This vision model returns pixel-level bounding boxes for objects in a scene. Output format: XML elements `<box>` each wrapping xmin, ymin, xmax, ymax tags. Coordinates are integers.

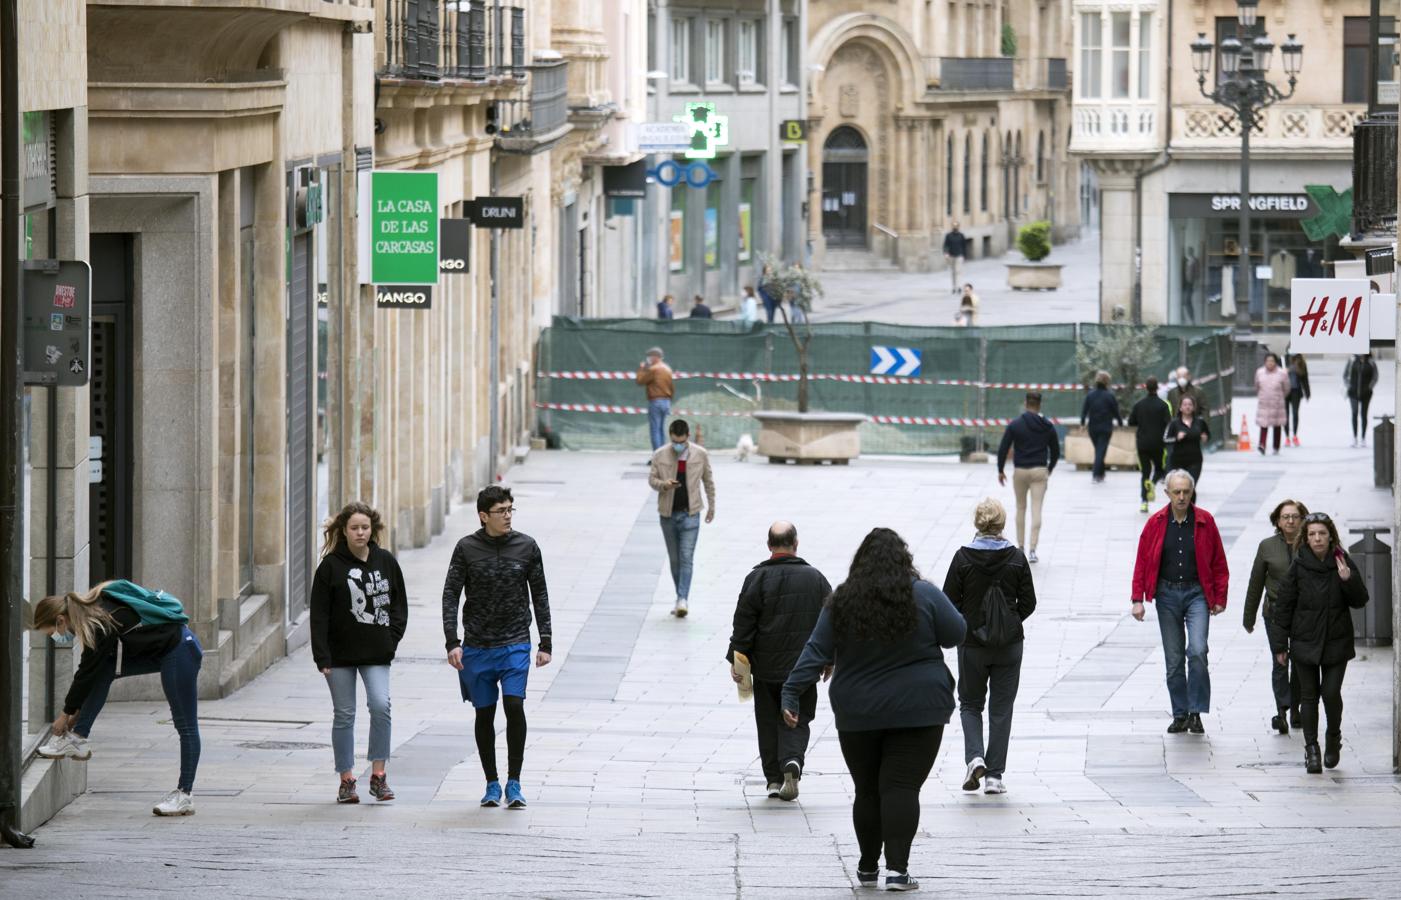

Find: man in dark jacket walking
<box><xmin>943</xmin><ymin>222</ymin><xmax>969</xmax><ymax>295</ymax></box>
<box><xmin>1128</xmin><ymin>377</ymin><xmax>1172</xmax><ymax>513</ymax></box>
<box><xmin>727</xmin><ymin>521</ymin><xmax>831</xmax><ymax>801</ymax></box>
<box><xmin>1080</xmin><ymin>370</ymin><xmax>1123</xmax><ymax>484</ymax></box>
<box><xmin>996</xmin><ymin>392</ymin><xmax>1060</xmax><ymax>563</ymax></box>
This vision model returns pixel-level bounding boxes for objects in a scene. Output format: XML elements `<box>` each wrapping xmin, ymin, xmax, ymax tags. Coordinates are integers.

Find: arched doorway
<box><xmin>822</xmin><ymin>126</ymin><xmax>868</xmax><ymax>248</ymax></box>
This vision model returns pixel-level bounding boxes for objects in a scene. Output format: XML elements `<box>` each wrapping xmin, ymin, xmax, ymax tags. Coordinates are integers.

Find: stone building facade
<box><xmin>807</xmin><ymin>1</ymin><xmax>1082</xmax><ymax>273</ymax></box>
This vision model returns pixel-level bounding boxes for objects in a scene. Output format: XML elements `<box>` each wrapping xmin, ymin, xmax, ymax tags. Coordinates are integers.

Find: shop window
<box><xmin>669</xmin><ymin>180</ymin><xmax>686</xmax><ymax>273</ymax></box>
<box><xmin>705</xmin><ymin>18</ymin><xmax>726</xmax><ymax>85</ymax></box>
<box><xmin>1080</xmin><ymin>12</ymin><xmax>1102</xmax><ymax>99</ymax></box>
<box><xmin>739</xmin><ymin>178</ymin><xmax>755</xmax><ymax>263</ymax></box>
<box><xmin>671</xmin><ymin>17</ymin><xmax>692</xmax><ymax>85</ymax></box>
<box><xmin>1344</xmin><ymin>16</ymin><xmax>1396</xmax><ymax>104</ymax></box>
<box><xmin>704</xmin><ymin>180</ymin><xmax>721</xmax><ymax>270</ymax></box>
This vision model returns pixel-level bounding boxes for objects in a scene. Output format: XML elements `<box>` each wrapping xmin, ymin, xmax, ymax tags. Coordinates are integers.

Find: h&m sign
<box><xmin>1289</xmin><ymin>278</ymin><xmax>1368</xmax><ymax>354</ymax></box>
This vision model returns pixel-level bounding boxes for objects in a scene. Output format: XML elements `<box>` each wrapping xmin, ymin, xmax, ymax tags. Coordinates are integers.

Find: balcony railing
<box><xmin>496</xmin><ymin>60</ymin><xmax>572</xmax><ymax>154</ymax></box>
<box><xmin>381</xmin><ymin>0</ymin><xmax>525</xmax><ymax>82</ymax></box>
<box><xmin>1070</xmin><ymin>101</ymin><xmax>1159</xmax><ymax>153</ymax></box>
<box><xmin>1173</xmin><ymin>103</ymin><xmax>1366</xmax><ymax>148</ymax></box>
<box><xmin>934</xmin><ymin>57</ymin><xmax>1014</xmax><ymax>91</ymax></box>
<box><xmin>1353</xmin><ymin>115</ymin><xmax>1398</xmax><ymax>236</ymax></box>
<box><xmin>1044</xmin><ymin>58</ymin><xmax>1068</xmax><ymax>91</ymax></box>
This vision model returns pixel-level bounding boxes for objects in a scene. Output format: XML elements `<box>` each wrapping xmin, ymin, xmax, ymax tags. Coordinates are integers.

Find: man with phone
<box><xmin>648</xmin><ymin>419</ymin><xmax>716</xmax><ymax>618</ymax></box>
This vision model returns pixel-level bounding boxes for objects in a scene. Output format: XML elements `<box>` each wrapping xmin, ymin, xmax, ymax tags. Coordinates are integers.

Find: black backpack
<box><xmin>972</xmin><ymin>580</ymin><xmax>1022</xmax><ymax>648</ymax></box>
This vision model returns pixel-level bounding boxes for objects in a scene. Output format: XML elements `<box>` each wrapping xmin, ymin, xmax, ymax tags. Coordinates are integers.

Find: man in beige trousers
<box><xmin>648</xmin><ymin>419</ymin><xmax>716</xmax><ymax>617</ymax></box>
<box><xmin>995</xmin><ymin>392</ymin><xmax>1060</xmax><ymax>564</ymax></box>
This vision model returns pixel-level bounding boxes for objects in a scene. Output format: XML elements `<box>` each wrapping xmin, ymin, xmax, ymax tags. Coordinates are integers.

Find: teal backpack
<box><xmin>101</xmin><ymin>579</ymin><xmax>189</xmax><ymax>626</ymax></box>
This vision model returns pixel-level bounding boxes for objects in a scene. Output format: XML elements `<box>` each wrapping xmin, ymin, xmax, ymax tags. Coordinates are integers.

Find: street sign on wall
<box><xmin>870</xmin><ymin>346</ymin><xmax>922</xmax><ymax>377</ymax></box>
<box><xmin>634</xmin><ymin>122</ymin><xmax>692</xmax><ymax>153</ymax></box>
<box><xmin>1290</xmin><ymin>278</ymin><xmax>1370</xmax><ymax>354</ymax></box>
<box><xmin>368</xmin><ymin>170</ymin><xmax>439</xmax><ymax>285</ymax></box>
<box><xmin>22</xmin><ymin>259</ymin><xmax>91</xmax><ymax>386</ymax></box>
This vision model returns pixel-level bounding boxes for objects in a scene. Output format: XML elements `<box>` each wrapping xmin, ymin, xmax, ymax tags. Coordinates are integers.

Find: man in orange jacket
<box><xmin>1130</xmin><ymin>469</ymin><xmax>1229</xmax><ymax>735</ymax></box>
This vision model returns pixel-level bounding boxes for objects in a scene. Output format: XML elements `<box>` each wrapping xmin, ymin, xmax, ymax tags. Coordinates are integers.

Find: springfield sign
<box><xmin>362</xmin><ymin>171</ymin><xmax>439</xmax><ymax>285</ymax></box>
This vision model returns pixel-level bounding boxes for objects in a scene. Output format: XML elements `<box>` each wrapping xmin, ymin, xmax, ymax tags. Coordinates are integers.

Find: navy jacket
<box><xmin>782</xmin><ymin>580</ymin><xmax>966</xmax><ymax>731</ymax></box>
<box><xmin>997</xmin><ymin>410</ymin><xmax>1061</xmax><ymax>474</ymax></box>
<box><xmin>1080</xmin><ymin>387</ymin><xmax>1123</xmax><ymax>433</ymax></box>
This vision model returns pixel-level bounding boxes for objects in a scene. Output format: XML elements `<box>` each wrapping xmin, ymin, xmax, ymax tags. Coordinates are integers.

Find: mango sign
<box><xmin>1289</xmin><ymin>278</ymin><xmax>1370</xmax><ymax>354</ymax></box>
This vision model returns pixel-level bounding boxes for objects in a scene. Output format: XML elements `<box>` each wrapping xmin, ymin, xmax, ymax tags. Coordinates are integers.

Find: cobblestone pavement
<box><xmin>4</xmin><ymin>356</ymin><xmax>1400</xmax><ymax>898</ymax></box>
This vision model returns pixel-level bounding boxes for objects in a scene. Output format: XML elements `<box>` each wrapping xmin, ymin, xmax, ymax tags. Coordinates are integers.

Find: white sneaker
<box><xmin>984</xmin><ymin>776</ymin><xmax>1007</xmax><ymax>794</ymax></box>
<box><xmin>1028</xmin><ymin>549</ymin><xmax>1039</xmax><ymax>564</ymax></box>
<box><xmin>153</xmin><ymin>789</ymin><xmax>195</xmax><ymax>817</ymax></box>
<box><xmin>37</xmin><ymin>732</ymin><xmax>91</xmax><ymax>760</ymax></box>
<box><xmin>961</xmin><ymin>757</ymin><xmax>986</xmax><ymax>791</ymax></box>
<box><xmin>672</xmin><ymin>597</ymin><xmax>689</xmax><ymax>618</ymax></box>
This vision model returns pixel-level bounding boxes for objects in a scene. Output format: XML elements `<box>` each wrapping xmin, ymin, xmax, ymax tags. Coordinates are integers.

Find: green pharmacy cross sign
<box><xmin>673</xmin><ymin>102</ymin><xmax>729</xmax><ymax>159</ymax></box>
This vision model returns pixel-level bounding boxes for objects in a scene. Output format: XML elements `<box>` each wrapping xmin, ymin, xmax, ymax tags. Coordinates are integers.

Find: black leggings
<box><xmin>1350</xmin><ymin>396</ymin><xmax>1373</xmax><ymax>439</ymax></box>
<box><xmin>475</xmin><ymin>696</ymin><xmax>527</xmax><ymax>782</ymax></box>
<box><xmin>1285</xmin><ymin>395</ymin><xmax>1302</xmax><ymax>437</ymax></box>
<box><xmin>1137</xmin><ymin>444</ymin><xmax>1166</xmax><ymax>502</ymax></box>
<box><xmin>837</xmin><ymin>725</ymin><xmax>944</xmax><ymax>874</ymax></box>
<box><xmin>1295</xmin><ymin>660</ymin><xmax>1347</xmax><ymax>745</ymax></box>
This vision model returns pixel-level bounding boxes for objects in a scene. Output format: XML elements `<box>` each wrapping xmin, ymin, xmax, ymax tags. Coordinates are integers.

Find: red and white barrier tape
<box><xmin>536</xmin><ymin>402</ymin><xmax>1071</xmax><ymax>428</ymax></box>
<box><xmin>539</xmin><ymin>369</ymin><xmax>1239</xmax><ymax>392</ymax></box>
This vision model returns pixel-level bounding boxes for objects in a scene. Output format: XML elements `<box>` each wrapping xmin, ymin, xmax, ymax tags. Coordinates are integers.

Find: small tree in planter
<box><xmin>758</xmin><ymin>253</ymin><xmax>824</xmax><ymax>413</ymax></box>
<box><xmin>1007</xmin><ymin>220</ymin><xmax>1062</xmax><ymax>290</ymax></box>
<box><xmin>1075</xmin><ymin>323</ymin><xmax>1161</xmax><ymax>416</ymax></box>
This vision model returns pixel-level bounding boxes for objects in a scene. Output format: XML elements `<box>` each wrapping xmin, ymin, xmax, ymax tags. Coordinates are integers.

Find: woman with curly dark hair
<box><xmin>782</xmin><ymin>528</ymin><xmax>966</xmax><ymax>892</ymax></box>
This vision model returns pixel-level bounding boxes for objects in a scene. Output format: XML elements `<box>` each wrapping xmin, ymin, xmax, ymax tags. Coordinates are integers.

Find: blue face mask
<box><xmin>671</xmin><ymin>441</ymin><xmax>687</xmax><ymax>454</ymax></box>
<box><xmin>50</xmin><ymin>631</ymin><xmax>75</xmax><ymax>648</ymax></box>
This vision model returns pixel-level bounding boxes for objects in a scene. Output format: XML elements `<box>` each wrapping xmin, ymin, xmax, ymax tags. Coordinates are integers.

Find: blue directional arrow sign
<box><xmin>870</xmin><ymin>346</ymin><xmax>922</xmax><ymax>377</ymax></box>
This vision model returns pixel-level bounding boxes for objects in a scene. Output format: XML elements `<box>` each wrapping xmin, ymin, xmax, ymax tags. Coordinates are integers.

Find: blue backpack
<box><xmin>101</xmin><ymin>579</ymin><xmax>189</xmax><ymax>626</ymax></box>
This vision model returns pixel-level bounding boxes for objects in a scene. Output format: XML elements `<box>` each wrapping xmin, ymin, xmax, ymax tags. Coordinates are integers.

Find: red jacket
<box><xmin>1131</xmin><ymin>505</ymin><xmax>1229</xmax><ymax>608</ymax></box>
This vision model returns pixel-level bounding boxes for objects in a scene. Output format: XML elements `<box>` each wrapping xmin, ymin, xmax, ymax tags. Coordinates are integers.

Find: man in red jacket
<box><xmin>1130</xmin><ymin>470</ymin><xmax>1229</xmax><ymax>735</ymax></box>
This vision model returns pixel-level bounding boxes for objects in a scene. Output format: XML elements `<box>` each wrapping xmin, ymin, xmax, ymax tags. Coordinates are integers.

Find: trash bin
<box><xmin>1374</xmin><ymin>416</ymin><xmax>1394</xmax><ymax>488</ymax></box>
<box><xmin>1348</xmin><ymin>527</ymin><xmax>1393</xmax><ymax>646</ymax></box>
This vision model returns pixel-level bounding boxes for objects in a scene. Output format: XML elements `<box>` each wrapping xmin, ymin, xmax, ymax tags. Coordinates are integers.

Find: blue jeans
<box><xmin>647</xmin><ymin>398</ymin><xmax>672</xmax><ymax>450</ymax></box>
<box><xmin>326</xmin><ymin>664</ymin><xmax>392</xmax><ymax>774</ymax></box>
<box><xmin>1155</xmin><ymin>582</ymin><xmax>1211</xmax><ymax>717</ymax></box>
<box><xmin>660</xmin><ymin>511</ymin><xmax>701</xmax><ymax>599</ymax></box>
<box><xmin>1090</xmin><ymin>429</ymin><xmax>1112</xmax><ymax>481</ymax></box>
<box><xmin>73</xmin><ymin>626</ymin><xmax>203</xmax><ymax>793</ymax></box>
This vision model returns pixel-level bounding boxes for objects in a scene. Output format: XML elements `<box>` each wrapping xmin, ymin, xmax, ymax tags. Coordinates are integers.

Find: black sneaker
<box><xmin>856</xmin><ymin>870</ymin><xmax>879</xmax><ymax>889</ymax></box>
<box><xmin>885</xmin><ymin>872</ymin><xmax>919</xmax><ymax>892</ymax></box>
<box><xmin>1271</xmin><ymin>712</ymin><xmax>1289</xmax><ymax>736</ymax></box>
<box><xmin>1187</xmin><ymin>713</ymin><xmax>1205</xmax><ymax>734</ymax></box>
<box><xmin>1166</xmin><ymin>717</ymin><xmax>1189</xmax><ymax>734</ymax></box>
<box><xmin>337</xmin><ymin>778</ymin><xmax>360</xmax><ymax>804</ymax></box>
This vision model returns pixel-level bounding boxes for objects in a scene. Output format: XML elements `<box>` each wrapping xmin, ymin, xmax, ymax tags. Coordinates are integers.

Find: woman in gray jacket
<box><xmin>783</xmin><ymin>528</ymin><xmax>966</xmax><ymax>892</ymax></box>
<box><xmin>1242</xmin><ymin>499</ymin><xmax>1309</xmax><ymax>735</ymax></box>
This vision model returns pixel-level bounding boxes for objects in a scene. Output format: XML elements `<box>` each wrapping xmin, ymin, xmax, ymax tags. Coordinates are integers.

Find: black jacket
<box><xmin>310</xmin><ymin>541</ymin><xmax>409</xmax><ymax>669</ymax></box>
<box><xmin>997</xmin><ymin>410</ymin><xmax>1061</xmax><ymax>474</ymax></box>
<box><xmin>65</xmin><ymin>595</ymin><xmax>184</xmax><ymax>715</ymax></box>
<box><xmin>1344</xmin><ymin>356</ymin><xmax>1378</xmax><ymax>399</ymax></box>
<box><xmin>726</xmin><ymin>555</ymin><xmax>831</xmax><ymax>682</ymax></box>
<box><xmin>942</xmin><ymin>544</ymin><xmax>1037</xmax><ymax>649</ymax></box>
<box><xmin>1080</xmin><ymin>387</ymin><xmax>1123</xmax><ymax>433</ymax></box>
<box><xmin>1165</xmin><ymin>416</ymin><xmax>1210</xmax><ymax>468</ymax></box>
<box><xmin>943</xmin><ymin>230</ymin><xmax>968</xmax><ymax>257</ymax></box>
<box><xmin>441</xmin><ymin>528</ymin><xmax>552</xmax><ymax>653</ymax></box>
<box><xmin>1273</xmin><ymin>546</ymin><xmax>1369</xmax><ymax>666</ymax></box>
<box><xmin>1128</xmin><ymin>393</ymin><xmax>1172</xmax><ymax>448</ymax></box>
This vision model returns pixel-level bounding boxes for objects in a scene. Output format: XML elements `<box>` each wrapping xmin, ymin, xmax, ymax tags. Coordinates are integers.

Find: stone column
<box><xmin>252</xmin><ymin>159</ymin><xmax>288</xmax><ymax>614</ymax></box>
<box><xmin>1089</xmin><ymin>160</ymin><xmax>1143</xmax><ymax>322</ymax></box>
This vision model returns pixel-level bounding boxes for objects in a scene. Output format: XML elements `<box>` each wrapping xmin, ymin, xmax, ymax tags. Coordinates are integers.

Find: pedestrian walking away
<box><xmin>1130</xmin><ymin>470</ymin><xmax>1230</xmax><ymax>735</ymax></box>
<box><xmin>1080</xmin><ymin>370</ymin><xmax>1124</xmax><ymax>483</ymax></box>
<box><xmin>1242</xmin><ymin>499</ymin><xmax>1309</xmax><ymax>735</ymax></box>
<box><xmin>656</xmin><ymin>293</ymin><xmax>675</xmax><ymax>320</ymax></box>
<box><xmin>738</xmin><ymin>285</ymin><xmax>759</xmax><ymax>326</ymax></box>
<box><xmin>1163</xmin><ymin>394</ymin><xmax>1210</xmax><ymax>488</ymax></box>
<box><xmin>1272</xmin><ymin>512</ymin><xmax>1369</xmax><ymax>773</ymax></box>
<box><xmin>1128</xmin><ymin>377</ymin><xmax>1172</xmax><ymax>513</ymax></box>
<box><xmin>758</xmin><ymin>265</ymin><xmax>780</xmax><ymax>323</ymax></box>
<box><xmin>996</xmin><ymin>391</ymin><xmax>1061</xmax><ymax>563</ymax></box>
<box><xmin>33</xmin><ymin>580</ymin><xmax>203</xmax><ymax>817</ymax></box>
<box><xmin>689</xmin><ymin>294</ymin><xmax>713</xmax><ymax>319</ymax></box>
<box><xmin>942</xmin><ymin>499</ymin><xmax>1037</xmax><ymax>796</ymax></box>
<box><xmin>726</xmin><ymin>521</ymin><xmax>832</xmax><ymax>802</ymax></box>
<box><xmin>1344</xmin><ymin>353</ymin><xmax>1379</xmax><ymax>447</ymax></box>
<box><xmin>649</xmin><ymin>419</ymin><xmax>716</xmax><ymax>617</ymax></box>
<box><xmin>441</xmin><ymin>486</ymin><xmax>553</xmax><ymax>810</ymax></box>
<box><xmin>1284</xmin><ymin>354</ymin><xmax>1310</xmax><ymax>445</ymax></box>
<box><xmin>310</xmin><ymin>502</ymin><xmax>409</xmax><ymax>805</ymax></box>
<box><xmin>1167</xmin><ymin>366</ymin><xmax>1210</xmax><ymax>432</ymax></box>
<box><xmin>636</xmin><ymin>346</ymin><xmax>675</xmax><ymax>451</ymax></box>
<box><xmin>782</xmin><ymin>528</ymin><xmax>966</xmax><ymax>892</ymax></box>
<box><xmin>943</xmin><ymin>222</ymin><xmax>968</xmax><ymax>295</ymax></box>
<box><xmin>958</xmin><ymin>283</ymin><xmax>980</xmax><ymax>326</ymax></box>
<box><xmin>1254</xmin><ymin>353</ymin><xmax>1290</xmax><ymax>455</ymax></box>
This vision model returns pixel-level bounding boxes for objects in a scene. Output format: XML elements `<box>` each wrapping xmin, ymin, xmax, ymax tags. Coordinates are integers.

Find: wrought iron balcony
<box><xmin>496</xmin><ymin>60</ymin><xmax>573</xmax><ymax>155</ymax></box>
<box><xmin>381</xmin><ymin>0</ymin><xmax>525</xmax><ymax>83</ymax></box>
<box><xmin>1353</xmin><ymin>114</ymin><xmax>1398</xmax><ymax>236</ymax></box>
<box><xmin>934</xmin><ymin>57</ymin><xmax>1014</xmax><ymax>91</ymax></box>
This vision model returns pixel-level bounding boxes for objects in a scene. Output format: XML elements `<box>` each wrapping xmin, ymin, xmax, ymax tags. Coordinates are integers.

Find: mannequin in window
<box><xmin>1181</xmin><ymin>248</ymin><xmax>1199</xmax><ymax>323</ymax></box>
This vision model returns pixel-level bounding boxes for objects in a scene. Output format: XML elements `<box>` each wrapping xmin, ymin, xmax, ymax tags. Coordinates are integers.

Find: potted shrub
<box><xmin>1006</xmin><ymin>220</ymin><xmax>1063</xmax><ymax>290</ymax></box>
<box><xmin>752</xmin><ymin>254</ymin><xmax>865</xmax><ymax>464</ymax></box>
<box><xmin>1064</xmin><ymin>324</ymin><xmax>1160</xmax><ymax>469</ymax></box>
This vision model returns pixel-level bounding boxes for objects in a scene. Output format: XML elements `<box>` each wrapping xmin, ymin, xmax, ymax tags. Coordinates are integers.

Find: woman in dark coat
<box><xmin>1163</xmin><ymin>394</ymin><xmax>1210</xmax><ymax>486</ymax></box>
<box><xmin>1272</xmin><ymin>512</ymin><xmax>1369</xmax><ymax>773</ymax></box>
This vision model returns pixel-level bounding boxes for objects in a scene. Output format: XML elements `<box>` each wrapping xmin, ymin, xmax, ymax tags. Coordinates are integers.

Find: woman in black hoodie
<box><xmin>311</xmin><ymin>502</ymin><xmax>409</xmax><ymax>804</ymax></box>
<box><xmin>1272</xmin><ymin>512</ymin><xmax>1369</xmax><ymax>773</ymax></box>
<box><xmin>942</xmin><ymin>498</ymin><xmax>1037</xmax><ymax>796</ymax></box>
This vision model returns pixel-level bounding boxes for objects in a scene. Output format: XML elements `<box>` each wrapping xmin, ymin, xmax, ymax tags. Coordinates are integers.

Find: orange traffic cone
<box><xmin>1237</xmin><ymin>414</ymin><xmax>1252</xmax><ymax>452</ymax></box>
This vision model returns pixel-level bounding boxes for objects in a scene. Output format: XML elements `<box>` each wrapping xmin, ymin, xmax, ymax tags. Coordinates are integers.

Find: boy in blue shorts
<box><xmin>442</xmin><ymin>486</ymin><xmax>553</xmax><ymax>808</ymax></box>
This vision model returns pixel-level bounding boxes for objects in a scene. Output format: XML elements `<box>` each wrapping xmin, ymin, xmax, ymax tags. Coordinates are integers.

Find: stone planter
<box><xmin>1006</xmin><ymin>261</ymin><xmax>1063</xmax><ymax>291</ymax></box>
<box><xmin>754</xmin><ymin>410</ymin><xmax>865</xmax><ymax>464</ymax></box>
<box><xmin>1064</xmin><ymin>425</ymin><xmax>1138</xmax><ymax>470</ymax></box>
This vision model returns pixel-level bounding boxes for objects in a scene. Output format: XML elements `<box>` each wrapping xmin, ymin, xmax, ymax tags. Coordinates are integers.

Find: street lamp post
<box><xmin>1189</xmin><ymin>1</ymin><xmax>1303</xmax><ymax>385</ymax></box>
